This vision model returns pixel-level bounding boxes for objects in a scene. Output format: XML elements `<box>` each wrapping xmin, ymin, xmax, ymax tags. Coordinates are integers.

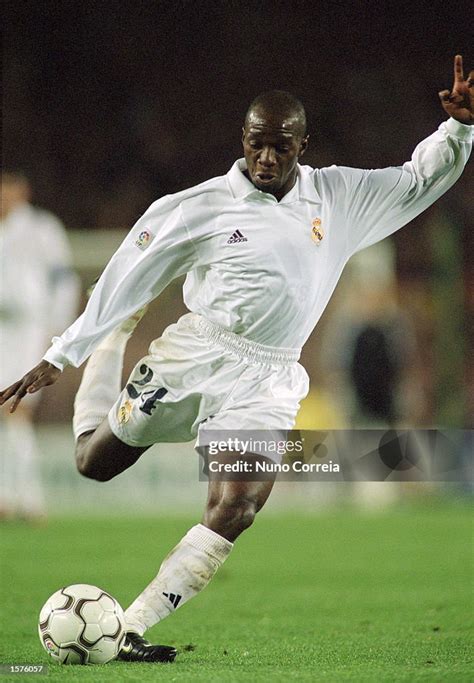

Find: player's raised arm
<box><xmin>439</xmin><ymin>55</ymin><xmax>474</xmax><ymax>125</ymax></box>
<box><xmin>0</xmin><ymin>360</ymin><xmax>61</xmax><ymax>413</ymax></box>
<box><xmin>340</xmin><ymin>55</ymin><xmax>473</xmax><ymax>255</ymax></box>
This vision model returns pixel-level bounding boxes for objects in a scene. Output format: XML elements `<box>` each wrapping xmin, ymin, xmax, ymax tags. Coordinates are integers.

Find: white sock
<box><xmin>124</xmin><ymin>524</ymin><xmax>233</xmax><ymax>635</ymax></box>
<box><xmin>72</xmin><ymin>328</ymin><xmax>130</xmax><ymax>440</ymax></box>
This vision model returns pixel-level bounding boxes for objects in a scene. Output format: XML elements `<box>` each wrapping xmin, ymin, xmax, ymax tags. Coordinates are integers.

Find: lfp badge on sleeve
<box><xmin>135</xmin><ymin>229</ymin><xmax>152</xmax><ymax>250</ymax></box>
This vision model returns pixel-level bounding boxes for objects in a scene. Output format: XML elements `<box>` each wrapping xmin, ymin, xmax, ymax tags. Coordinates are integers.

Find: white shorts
<box><xmin>108</xmin><ymin>313</ymin><xmax>309</xmax><ymax>459</ymax></box>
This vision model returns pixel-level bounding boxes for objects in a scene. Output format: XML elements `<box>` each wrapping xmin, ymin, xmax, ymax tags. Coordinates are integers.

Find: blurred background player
<box><xmin>0</xmin><ymin>171</ymin><xmax>80</xmax><ymax>521</ymax></box>
<box><xmin>319</xmin><ymin>240</ymin><xmax>421</xmax><ymax>505</ymax></box>
<box><xmin>321</xmin><ymin>240</ymin><xmax>421</xmax><ymax>428</ymax></box>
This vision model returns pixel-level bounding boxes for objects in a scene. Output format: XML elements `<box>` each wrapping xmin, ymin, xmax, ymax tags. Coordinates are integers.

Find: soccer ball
<box><xmin>38</xmin><ymin>584</ymin><xmax>126</xmax><ymax>665</ymax></box>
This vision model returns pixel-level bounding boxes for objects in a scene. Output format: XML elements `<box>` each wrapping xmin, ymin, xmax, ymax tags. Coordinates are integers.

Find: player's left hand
<box><xmin>439</xmin><ymin>55</ymin><xmax>474</xmax><ymax>125</ymax></box>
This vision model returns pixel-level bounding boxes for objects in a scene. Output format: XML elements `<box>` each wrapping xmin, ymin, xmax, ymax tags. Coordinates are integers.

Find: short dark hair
<box><xmin>245</xmin><ymin>90</ymin><xmax>307</xmax><ymax>136</ymax></box>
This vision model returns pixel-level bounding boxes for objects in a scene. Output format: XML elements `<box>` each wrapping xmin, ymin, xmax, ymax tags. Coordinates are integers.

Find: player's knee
<box><xmin>76</xmin><ymin>455</ymin><xmax>103</xmax><ymax>481</ymax></box>
<box><xmin>75</xmin><ymin>445</ymin><xmax>112</xmax><ymax>482</ymax></box>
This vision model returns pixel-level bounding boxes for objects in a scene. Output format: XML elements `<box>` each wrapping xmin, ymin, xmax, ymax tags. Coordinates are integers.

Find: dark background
<box><xmin>3</xmin><ymin>0</ymin><xmax>473</xmax><ymax>229</ymax></box>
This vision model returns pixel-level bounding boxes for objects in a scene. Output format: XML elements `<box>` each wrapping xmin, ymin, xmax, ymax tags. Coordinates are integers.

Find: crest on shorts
<box><xmin>311</xmin><ymin>218</ymin><xmax>324</xmax><ymax>245</ymax></box>
<box><xmin>135</xmin><ymin>229</ymin><xmax>152</xmax><ymax>250</ymax></box>
<box><xmin>118</xmin><ymin>399</ymin><xmax>133</xmax><ymax>424</ymax></box>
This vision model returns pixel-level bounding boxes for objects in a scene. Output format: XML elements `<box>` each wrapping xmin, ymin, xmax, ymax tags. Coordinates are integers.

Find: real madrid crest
<box><xmin>118</xmin><ymin>399</ymin><xmax>133</xmax><ymax>424</ymax></box>
<box><xmin>311</xmin><ymin>218</ymin><xmax>324</xmax><ymax>245</ymax></box>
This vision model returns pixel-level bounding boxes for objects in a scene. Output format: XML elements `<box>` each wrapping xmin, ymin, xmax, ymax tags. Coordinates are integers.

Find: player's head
<box><xmin>0</xmin><ymin>171</ymin><xmax>31</xmax><ymax>219</ymax></box>
<box><xmin>242</xmin><ymin>90</ymin><xmax>308</xmax><ymax>200</ymax></box>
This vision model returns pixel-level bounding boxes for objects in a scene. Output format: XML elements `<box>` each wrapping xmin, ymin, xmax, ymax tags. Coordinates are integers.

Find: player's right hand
<box><xmin>0</xmin><ymin>360</ymin><xmax>61</xmax><ymax>413</ymax></box>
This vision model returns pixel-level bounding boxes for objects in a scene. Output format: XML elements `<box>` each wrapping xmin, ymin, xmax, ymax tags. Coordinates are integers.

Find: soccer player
<box><xmin>0</xmin><ymin>172</ymin><xmax>80</xmax><ymax>521</ymax></box>
<box><xmin>1</xmin><ymin>56</ymin><xmax>472</xmax><ymax>662</ymax></box>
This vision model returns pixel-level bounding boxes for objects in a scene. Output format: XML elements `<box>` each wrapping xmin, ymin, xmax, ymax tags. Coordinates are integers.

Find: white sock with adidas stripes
<box><xmin>124</xmin><ymin>524</ymin><xmax>233</xmax><ymax>635</ymax></box>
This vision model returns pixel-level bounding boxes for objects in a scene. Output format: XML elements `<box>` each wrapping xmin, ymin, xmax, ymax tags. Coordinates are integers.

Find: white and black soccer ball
<box><xmin>38</xmin><ymin>584</ymin><xmax>126</xmax><ymax>665</ymax></box>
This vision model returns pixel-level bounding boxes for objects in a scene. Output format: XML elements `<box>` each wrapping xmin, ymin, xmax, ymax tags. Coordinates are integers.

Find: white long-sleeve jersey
<box><xmin>44</xmin><ymin>117</ymin><xmax>472</xmax><ymax>371</ymax></box>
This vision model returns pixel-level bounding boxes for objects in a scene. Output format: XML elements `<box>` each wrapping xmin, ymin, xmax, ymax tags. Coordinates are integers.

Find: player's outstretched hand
<box><xmin>439</xmin><ymin>55</ymin><xmax>474</xmax><ymax>125</ymax></box>
<box><xmin>0</xmin><ymin>360</ymin><xmax>61</xmax><ymax>413</ymax></box>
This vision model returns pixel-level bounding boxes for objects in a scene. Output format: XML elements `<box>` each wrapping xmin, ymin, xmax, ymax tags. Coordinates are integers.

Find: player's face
<box><xmin>242</xmin><ymin>110</ymin><xmax>308</xmax><ymax>201</ymax></box>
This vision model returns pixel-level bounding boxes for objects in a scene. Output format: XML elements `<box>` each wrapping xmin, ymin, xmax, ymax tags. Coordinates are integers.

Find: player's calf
<box><xmin>203</xmin><ymin>489</ymin><xmax>258</xmax><ymax>541</ymax></box>
<box><xmin>202</xmin><ymin>452</ymin><xmax>276</xmax><ymax>542</ymax></box>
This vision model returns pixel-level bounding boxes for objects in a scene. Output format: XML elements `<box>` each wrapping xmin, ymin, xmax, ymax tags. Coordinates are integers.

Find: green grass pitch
<box><xmin>1</xmin><ymin>502</ymin><xmax>473</xmax><ymax>682</ymax></box>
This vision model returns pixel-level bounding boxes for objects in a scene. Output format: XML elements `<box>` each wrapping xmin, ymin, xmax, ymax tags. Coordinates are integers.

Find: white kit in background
<box><xmin>0</xmin><ymin>201</ymin><xmax>80</xmax><ymax>518</ymax></box>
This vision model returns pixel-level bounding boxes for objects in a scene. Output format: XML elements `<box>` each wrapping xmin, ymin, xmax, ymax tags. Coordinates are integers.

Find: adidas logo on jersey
<box><xmin>227</xmin><ymin>229</ymin><xmax>248</xmax><ymax>244</ymax></box>
<box><xmin>162</xmin><ymin>592</ymin><xmax>182</xmax><ymax>608</ymax></box>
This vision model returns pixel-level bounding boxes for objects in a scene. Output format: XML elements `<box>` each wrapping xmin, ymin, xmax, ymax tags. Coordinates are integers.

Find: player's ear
<box><xmin>241</xmin><ymin>127</ymin><xmax>246</xmax><ymax>144</ymax></box>
<box><xmin>298</xmin><ymin>136</ymin><xmax>309</xmax><ymax>157</ymax></box>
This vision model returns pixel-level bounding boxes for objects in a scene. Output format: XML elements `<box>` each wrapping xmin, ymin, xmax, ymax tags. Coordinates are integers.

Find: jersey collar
<box><xmin>226</xmin><ymin>158</ymin><xmax>321</xmax><ymax>204</ymax></box>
